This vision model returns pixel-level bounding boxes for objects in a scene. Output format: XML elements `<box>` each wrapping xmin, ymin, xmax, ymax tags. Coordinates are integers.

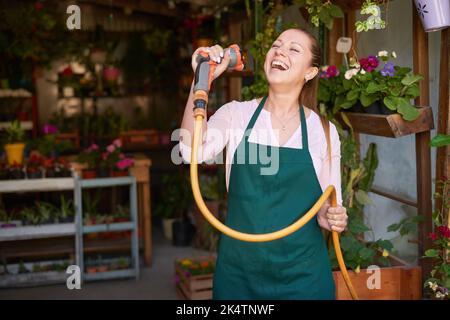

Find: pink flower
<box><xmin>428</xmin><ymin>232</ymin><xmax>439</xmax><ymax>241</ymax></box>
<box><xmin>360</xmin><ymin>55</ymin><xmax>379</xmax><ymax>72</ymax></box>
<box><xmin>107</xmin><ymin>144</ymin><xmax>115</xmax><ymax>153</ymax></box>
<box><xmin>437</xmin><ymin>226</ymin><xmax>450</xmax><ymax>239</ymax></box>
<box><xmin>116</xmin><ymin>158</ymin><xmax>134</xmax><ymax>170</ymax></box>
<box><xmin>42</xmin><ymin>124</ymin><xmax>58</xmax><ymax>135</ymax></box>
<box><xmin>101</xmin><ymin>152</ymin><xmax>109</xmax><ymax>160</ymax></box>
<box><xmin>326</xmin><ymin>65</ymin><xmax>339</xmax><ymax>77</ymax></box>
<box><xmin>86</xmin><ymin>143</ymin><xmax>99</xmax><ymax>153</ymax></box>
<box><xmin>113</xmin><ymin>139</ymin><xmax>122</xmax><ymax>148</ymax></box>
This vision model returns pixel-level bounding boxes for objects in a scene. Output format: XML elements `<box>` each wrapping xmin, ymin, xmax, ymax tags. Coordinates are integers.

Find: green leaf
<box><xmin>387</xmin><ymin>223</ymin><xmax>400</xmax><ymax>232</ymax></box>
<box><xmin>347</xmin><ymin>89</ymin><xmax>360</xmax><ymax>101</ymax></box>
<box><xmin>401</xmin><ymin>74</ymin><xmax>423</xmax><ymax>86</ymax></box>
<box><xmin>328</xmin><ymin>4</ymin><xmax>344</xmax><ymax>18</ymax></box>
<box><xmin>383</xmin><ymin>96</ymin><xmax>398</xmax><ymax>111</ymax></box>
<box><xmin>348</xmin><ymin>219</ymin><xmax>370</xmax><ymax>233</ymax></box>
<box><xmin>396</xmin><ymin>98</ymin><xmax>420</xmax><ymax>121</ymax></box>
<box><xmin>360</xmin><ymin>92</ymin><xmax>379</xmax><ymax>107</ymax></box>
<box><xmin>366</xmin><ymin>82</ymin><xmax>383</xmax><ymax>94</ymax></box>
<box><xmin>405</xmin><ymin>85</ymin><xmax>420</xmax><ymax>98</ymax></box>
<box><xmin>430</xmin><ymin>134</ymin><xmax>450</xmax><ymax>147</ymax></box>
<box><xmin>355</xmin><ymin>190</ymin><xmax>373</xmax><ymax>205</ymax></box>
<box><xmin>424</xmin><ymin>249</ymin><xmax>439</xmax><ymax>258</ymax></box>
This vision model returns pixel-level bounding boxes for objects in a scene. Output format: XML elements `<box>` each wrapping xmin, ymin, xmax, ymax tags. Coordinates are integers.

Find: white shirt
<box><xmin>179</xmin><ymin>99</ymin><xmax>343</xmax><ymax>206</ymax></box>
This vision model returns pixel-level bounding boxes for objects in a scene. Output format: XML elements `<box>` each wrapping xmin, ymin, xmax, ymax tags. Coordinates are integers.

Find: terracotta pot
<box><xmin>111</xmin><ymin>170</ymin><xmax>128</xmax><ymax>177</ymax></box>
<box><xmin>82</xmin><ymin>169</ymin><xmax>97</xmax><ymax>179</ymax></box>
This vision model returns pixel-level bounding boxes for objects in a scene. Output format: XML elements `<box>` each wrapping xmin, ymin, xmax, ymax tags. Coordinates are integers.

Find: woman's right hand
<box><xmin>191</xmin><ymin>44</ymin><xmax>231</xmax><ymax>80</ymax></box>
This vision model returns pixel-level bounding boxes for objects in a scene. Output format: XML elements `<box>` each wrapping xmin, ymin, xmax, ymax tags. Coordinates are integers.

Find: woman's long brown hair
<box><xmin>297</xmin><ymin>28</ymin><xmax>332</xmax><ymax>169</ymax></box>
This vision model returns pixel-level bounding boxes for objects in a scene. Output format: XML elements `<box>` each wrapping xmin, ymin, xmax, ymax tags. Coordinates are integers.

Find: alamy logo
<box><xmin>66</xmin><ymin>265</ymin><xmax>81</xmax><ymax>289</ymax></box>
<box><xmin>66</xmin><ymin>5</ymin><xmax>81</xmax><ymax>30</ymax></box>
<box><xmin>366</xmin><ymin>265</ymin><xmax>381</xmax><ymax>290</ymax></box>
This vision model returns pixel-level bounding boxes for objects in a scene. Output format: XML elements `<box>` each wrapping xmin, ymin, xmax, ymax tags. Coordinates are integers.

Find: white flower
<box><xmin>392</xmin><ymin>51</ymin><xmax>397</xmax><ymax>58</ymax></box>
<box><xmin>428</xmin><ymin>281</ymin><xmax>438</xmax><ymax>291</ymax></box>
<box><xmin>321</xmin><ymin>66</ymin><xmax>328</xmax><ymax>71</ymax></box>
<box><xmin>360</xmin><ymin>69</ymin><xmax>366</xmax><ymax>74</ymax></box>
<box><xmin>378</xmin><ymin>50</ymin><xmax>388</xmax><ymax>57</ymax></box>
<box><xmin>345</xmin><ymin>68</ymin><xmax>359</xmax><ymax>80</ymax></box>
<box><xmin>436</xmin><ymin>292</ymin><xmax>445</xmax><ymax>299</ymax></box>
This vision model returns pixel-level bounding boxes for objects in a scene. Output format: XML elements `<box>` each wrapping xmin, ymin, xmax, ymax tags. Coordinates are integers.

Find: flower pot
<box><xmin>347</xmin><ymin>102</ymin><xmax>364</xmax><ymax>113</ymax></box>
<box><xmin>414</xmin><ymin>0</ymin><xmax>450</xmax><ymax>32</ymax></box>
<box><xmin>82</xmin><ymin>169</ymin><xmax>97</xmax><ymax>179</ymax></box>
<box><xmin>172</xmin><ymin>219</ymin><xmax>196</xmax><ymax>247</ymax></box>
<box><xmin>378</xmin><ymin>101</ymin><xmax>396</xmax><ymax>115</ymax></box>
<box><xmin>45</xmin><ymin>168</ymin><xmax>57</xmax><ymax>178</ymax></box>
<box><xmin>27</xmin><ymin>170</ymin><xmax>43</xmax><ymax>179</ymax></box>
<box><xmin>58</xmin><ymin>168</ymin><xmax>72</xmax><ymax>177</ymax></box>
<box><xmin>4</xmin><ymin>143</ymin><xmax>25</xmax><ymax>165</ymax></box>
<box><xmin>111</xmin><ymin>170</ymin><xmax>128</xmax><ymax>177</ymax></box>
<box><xmin>97</xmin><ymin>167</ymin><xmax>111</xmax><ymax>178</ymax></box>
<box><xmin>162</xmin><ymin>218</ymin><xmax>176</xmax><ymax>240</ymax></box>
<box><xmin>9</xmin><ymin>168</ymin><xmax>25</xmax><ymax>180</ymax></box>
<box><xmin>364</xmin><ymin>102</ymin><xmax>381</xmax><ymax>114</ymax></box>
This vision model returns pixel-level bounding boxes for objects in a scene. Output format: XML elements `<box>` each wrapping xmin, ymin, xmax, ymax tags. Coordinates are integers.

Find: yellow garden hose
<box><xmin>189</xmin><ymin>110</ymin><xmax>359</xmax><ymax>300</ymax></box>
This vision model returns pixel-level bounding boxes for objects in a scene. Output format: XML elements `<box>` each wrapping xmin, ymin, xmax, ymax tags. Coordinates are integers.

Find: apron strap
<box><xmin>299</xmin><ymin>105</ymin><xmax>308</xmax><ymax>151</ymax></box>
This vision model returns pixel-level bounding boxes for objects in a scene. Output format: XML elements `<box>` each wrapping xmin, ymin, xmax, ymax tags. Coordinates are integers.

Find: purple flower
<box><xmin>380</xmin><ymin>62</ymin><xmax>395</xmax><ymax>77</ymax></box>
<box><xmin>173</xmin><ymin>274</ymin><xmax>180</xmax><ymax>284</ymax></box>
<box><xmin>43</xmin><ymin>124</ymin><xmax>58</xmax><ymax>135</ymax></box>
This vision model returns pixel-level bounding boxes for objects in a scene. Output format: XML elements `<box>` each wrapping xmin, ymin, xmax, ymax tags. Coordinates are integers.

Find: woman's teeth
<box><xmin>271</xmin><ymin>60</ymin><xmax>288</xmax><ymax>70</ymax></box>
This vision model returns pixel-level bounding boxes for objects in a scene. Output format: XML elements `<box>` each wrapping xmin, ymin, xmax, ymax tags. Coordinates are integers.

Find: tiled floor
<box><xmin>0</xmin><ymin>227</ymin><xmax>213</xmax><ymax>300</ymax></box>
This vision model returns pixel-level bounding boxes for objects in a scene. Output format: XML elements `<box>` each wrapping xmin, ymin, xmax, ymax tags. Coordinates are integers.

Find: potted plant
<box><xmin>33</xmin><ymin>124</ymin><xmax>73</xmax><ymax>158</ymax></box>
<box><xmin>77</xmin><ymin>143</ymin><xmax>100</xmax><ymax>179</ymax></box>
<box><xmin>20</xmin><ymin>207</ymin><xmax>39</xmax><ymax>226</ymax></box>
<box><xmin>58</xmin><ymin>195</ymin><xmax>75</xmax><ymax>223</ymax></box>
<box><xmin>155</xmin><ymin>171</ymin><xmax>193</xmax><ymax>242</ymax></box>
<box><xmin>3</xmin><ymin>120</ymin><xmax>26</xmax><ymax>165</ymax></box>
<box><xmin>8</xmin><ymin>161</ymin><xmax>25</xmax><ymax>180</ymax></box>
<box><xmin>414</xmin><ymin>0</ymin><xmax>450</xmax><ymax>32</ymax></box>
<box><xmin>319</xmin><ymin>50</ymin><xmax>423</xmax><ymax>121</ymax></box>
<box><xmin>26</xmin><ymin>154</ymin><xmax>43</xmax><ymax>179</ymax></box>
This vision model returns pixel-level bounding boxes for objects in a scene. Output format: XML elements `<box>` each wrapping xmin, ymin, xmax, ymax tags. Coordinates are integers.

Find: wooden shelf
<box><xmin>0</xmin><ymin>178</ymin><xmax>75</xmax><ymax>193</ymax></box>
<box><xmin>0</xmin><ymin>271</ymin><xmax>67</xmax><ymax>288</ymax></box>
<box><xmin>336</xmin><ymin>106</ymin><xmax>434</xmax><ymax>138</ymax></box>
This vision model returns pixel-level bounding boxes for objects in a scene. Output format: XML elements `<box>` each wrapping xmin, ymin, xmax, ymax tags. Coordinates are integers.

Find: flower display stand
<box><xmin>174</xmin><ymin>256</ymin><xmax>215</xmax><ymax>300</ymax></box>
<box><xmin>337</xmin><ymin>106</ymin><xmax>434</xmax><ymax>138</ymax></box>
<box><xmin>333</xmin><ymin>255</ymin><xmax>422</xmax><ymax>300</ymax></box>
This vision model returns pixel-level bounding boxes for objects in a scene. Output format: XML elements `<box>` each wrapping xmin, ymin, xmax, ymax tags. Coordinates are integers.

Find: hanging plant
<box><xmin>294</xmin><ymin>0</ymin><xmax>344</xmax><ymax>29</ymax></box>
<box><xmin>355</xmin><ymin>0</ymin><xmax>387</xmax><ymax>32</ymax></box>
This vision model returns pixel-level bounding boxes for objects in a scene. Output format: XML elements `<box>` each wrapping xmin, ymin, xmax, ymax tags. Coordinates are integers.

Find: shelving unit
<box><xmin>0</xmin><ymin>176</ymin><xmax>140</xmax><ymax>287</ymax></box>
<box><xmin>75</xmin><ymin>176</ymin><xmax>139</xmax><ymax>282</ymax></box>
<box><xmin>0</xmin><ymin>177</ymin><xmax>77</xmax><ymax>288</ymax></box>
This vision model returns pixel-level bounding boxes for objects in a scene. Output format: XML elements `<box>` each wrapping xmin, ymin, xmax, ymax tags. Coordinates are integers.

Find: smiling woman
<box><xmin>179</xmin><ymin>28</ymin><xmax>347</xmax><ymax>300</ymax></box>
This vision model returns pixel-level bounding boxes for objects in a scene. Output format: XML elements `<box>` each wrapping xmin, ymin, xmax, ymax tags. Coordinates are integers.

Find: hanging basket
<box><xmin>414</xmin><ymin>0</ymin><xmax>450</xmax><ymax>32</ymax></box>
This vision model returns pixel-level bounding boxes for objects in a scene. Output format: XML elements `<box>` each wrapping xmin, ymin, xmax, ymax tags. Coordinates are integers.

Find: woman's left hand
<box><xmin>318</xmin><ymin>203</ymin><xmax>348</xmax><ymax>233</ymax></box>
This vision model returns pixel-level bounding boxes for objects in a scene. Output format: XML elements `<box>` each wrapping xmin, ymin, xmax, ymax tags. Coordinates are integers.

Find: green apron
<box><xmin>213</xmin><ymin>96</ymin><xmax>335</xmax><ymax>300</ymax></box>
